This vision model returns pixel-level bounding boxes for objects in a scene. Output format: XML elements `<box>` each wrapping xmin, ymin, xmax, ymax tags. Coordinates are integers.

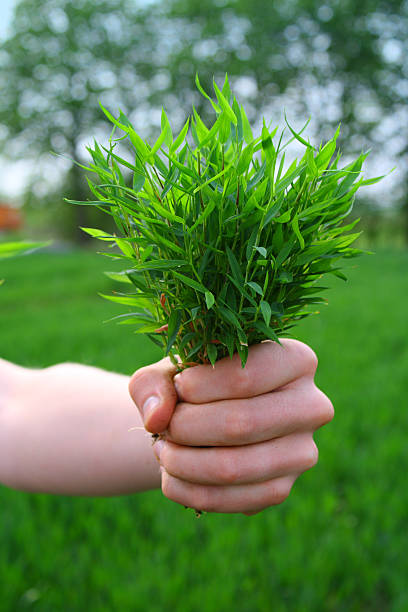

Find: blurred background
<box><xmin>1</xmin><ymin>0</ymin><xmax>408</xmax><ymax>610</ymax></box>
<box><xmin>0</xmin><ymin>0</ymin><xmax>407</xmax><ymax>244</ymax></box>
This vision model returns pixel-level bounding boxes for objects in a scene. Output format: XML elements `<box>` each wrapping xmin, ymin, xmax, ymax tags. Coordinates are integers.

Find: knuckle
<box><xmin>314</xmin><ymin>390</ymin><xmax>335</xmax><ymax>426</ymax></box>
<box><xmin>128</xmin><ymin>366</ymin><xmax>149</xmax><ymax>396</ymax></box>
<box><xmin>291</xmin><ymin>340</ymin><xmax>318</xmax><ymax>375</ymax></box>
<box><xmin>270</xmin><ymin>479</ymin><xmax>293</xmax><ymax>506</ymax></box>
<box><xmin>160</xmin><ymin>470</ymin><xmax>172</xmax><ymax>500</ymax></box>
<box><xmin>173</xmin><ymin>371</ymin><xmax>188</xmax><ymax>400</ymax></box>
<box><xmin>224</xmin><ymin>408</ymin><xmax>252</xmax><ymax>443</ymax></box>
<box><xmin>303</xmin><ymin>440</ymin><xmax>319</xmax><ymax>470</ymax></box>
<box><xmin>190</xmin><ymin>487</ymin><xmax>213</xmax><ymax>513</ymax></box>
<box><xmin>234</xmin><ymin>365</ymin><xmax>252</xmax><ymax>396</ymax></box>
<box><xmin>217</xmin><ymin>452</ymin><xmax>241</xmax><ymax>485</ymax></box>
<box><xmin>301</xmin><ymin>344</ymin><xmax>318</xmax><ymax>374</ymax></box>
<box><xmin>159</xmin><ymin>443</ymin><xmax>170</xmax><ymax>470</ymax></box>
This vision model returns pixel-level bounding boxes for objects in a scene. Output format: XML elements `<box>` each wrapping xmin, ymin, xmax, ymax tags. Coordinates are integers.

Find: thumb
<box><xmin>128</xmin><ymin>357</ymin><xmax>178</xmax><ymax>434</ymax></box>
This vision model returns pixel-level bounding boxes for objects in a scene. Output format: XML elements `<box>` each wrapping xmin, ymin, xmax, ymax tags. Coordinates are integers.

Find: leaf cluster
<box><xmin>69</xmin><ymin>75</ymin><xmax>381</xmax><ymax>367</ymax></box>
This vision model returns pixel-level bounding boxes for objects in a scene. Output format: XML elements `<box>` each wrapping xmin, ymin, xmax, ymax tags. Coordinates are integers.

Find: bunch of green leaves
<box><xmin>68</xmin><ymin>75</ymin><xmax>383</xmax><ymax>367</ymax></box>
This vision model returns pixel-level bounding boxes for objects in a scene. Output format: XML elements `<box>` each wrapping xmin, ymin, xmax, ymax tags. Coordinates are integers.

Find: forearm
<box><xmin>0</xmin><ymin>360</ymin><xmax>161</xmax><ymax>495</ymax></box>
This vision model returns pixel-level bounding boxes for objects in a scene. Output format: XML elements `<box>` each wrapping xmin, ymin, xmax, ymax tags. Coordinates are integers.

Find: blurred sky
<box><xmin>0</xmin><ymin>0</ymin><xmax>16</xmax><ymax>40</ymax></box>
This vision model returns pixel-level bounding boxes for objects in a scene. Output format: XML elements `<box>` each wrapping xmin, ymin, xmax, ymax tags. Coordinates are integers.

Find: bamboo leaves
<box><xmin>71</xmin><ymin>74</ymin><xmax>378</xmax><ymax>367</ymax></box>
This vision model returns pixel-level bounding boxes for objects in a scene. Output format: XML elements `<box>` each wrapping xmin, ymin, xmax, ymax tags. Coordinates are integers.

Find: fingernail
<box><xmin>153</xmin><ymin>439</ymin><xmax>165</xmax><ymax>462</ymax></box>
<box><xmin>173</xmin><ymin>375</ymin><xmax>181</xmax><ymax>399</ymax></box>
<box><xmin>142</xmin><ymin>396</ymin><xmax>160</xmax><ymax>422</ymax></box>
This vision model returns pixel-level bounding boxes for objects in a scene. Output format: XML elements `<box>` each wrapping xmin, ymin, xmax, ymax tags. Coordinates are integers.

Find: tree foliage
<box><xmin>0</xmin><ymin>0</ymin><xmax>406</xmax><ymax>238</ymax></box>
<box><xmin>0</xmin><ymin>0</ymin><xmax>159</xmax><ymax>238</ymax></box>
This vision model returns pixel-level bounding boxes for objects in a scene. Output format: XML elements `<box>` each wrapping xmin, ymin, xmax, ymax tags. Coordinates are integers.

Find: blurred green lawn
<box><xmin>1</xmin><ymin>249</ymin><xmax>408</xmax><ymax>611</ymax></box>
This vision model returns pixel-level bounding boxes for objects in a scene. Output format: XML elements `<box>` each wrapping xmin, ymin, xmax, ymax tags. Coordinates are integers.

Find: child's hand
<box><xmin>129</xmin><ymin>340</ymin><xmax>333</xmax><ymax>514</ymax></box>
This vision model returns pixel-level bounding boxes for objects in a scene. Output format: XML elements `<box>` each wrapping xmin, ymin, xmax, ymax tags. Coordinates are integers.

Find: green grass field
<box><xmin>1</xmin><ymin>249</ymin><xmax>408</xmax><ymax>611</ymax></box>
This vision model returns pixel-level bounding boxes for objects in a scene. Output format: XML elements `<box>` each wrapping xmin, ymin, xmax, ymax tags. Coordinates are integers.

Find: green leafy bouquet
<box><xmin>69</xmin><ymin>75</ymin><xmax>382</xmax><ymax>368</ymax></box>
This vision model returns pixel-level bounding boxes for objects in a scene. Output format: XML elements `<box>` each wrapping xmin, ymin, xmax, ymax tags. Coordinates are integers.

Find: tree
<box><xmin>0</xmin><ymin>0</ymin><xmax>159</xmax><ymax>240</ymax></box>
<box><xmin>1</xmin><ymin>0</ymin><xmax>407</xmax><ymax>240</ymax></box>
<box><xmin>142</xmin><ymin>0</ymin><xmax>408</xmax><ymax>237</ymax></box>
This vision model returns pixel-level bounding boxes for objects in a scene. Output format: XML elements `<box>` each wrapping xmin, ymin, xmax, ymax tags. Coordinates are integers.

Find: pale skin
<box><xmin>0</xmin><ymin>340</ymin><xmax>334</xmax><ymax>514</ymax></box>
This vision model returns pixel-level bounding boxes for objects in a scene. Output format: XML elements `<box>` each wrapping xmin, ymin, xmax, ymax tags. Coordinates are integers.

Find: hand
<box><xmin>128</xmin><ymin>340</ymin><xmax>334</xmax><ymax>515</ymax></box>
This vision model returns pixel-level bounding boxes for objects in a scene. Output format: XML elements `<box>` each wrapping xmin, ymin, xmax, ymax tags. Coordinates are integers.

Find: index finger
<box><xmin>173</xmin><ymin>339</ymin><xmax>318</xmax><ymax>404</ymax></box>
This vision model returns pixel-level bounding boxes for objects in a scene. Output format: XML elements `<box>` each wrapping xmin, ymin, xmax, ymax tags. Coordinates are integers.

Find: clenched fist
<box><xmin>129</xmin><ymin>339</ymin><xmax>333</xmax><ymax>515</ymax></box>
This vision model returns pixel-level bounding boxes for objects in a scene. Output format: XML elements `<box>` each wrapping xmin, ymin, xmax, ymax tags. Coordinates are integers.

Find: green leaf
<box><xmin>260</xmin><ymin>301</ymin><xmax>272</xmax><ymax>326</ymax></box>
<box><xmin>162</xmin><ymin>150</ymin><xmax>198</xmax><ymax>179</ymax></box>
<box><xmin>252</xmin><ymin>321</ymin><xmax>280</xmax><ymax>342</ymax></box>
<box><xmin>226</xmin><ymin>247</ymin><xmax>244</xmax><ymax>285</ymax></box>
<box><xmin>275</xmin><ymin>240</ymin><xmax>295</xmax><ymax>268</ymax></box>
<box><xmin>315</xmin><ymin>127</ymin><xmax>339</xmax><ymax>170</ymax></box>
<box><xmin>80</xmin><ymin>227</ymin><xmax>116</xmax><ymax>241</ymax></box>
<box><xmin>360</xmin><ymin>171</ymin><xmax>391</xmax><ymax>186</ymax></box>
<box><xmin>166</xmin><ymin>309</ymin><xmax>182</xmax><ymax>354</ymax></box>
<box><xmin>128</xmin><ymin>128</ymin><xmax>150</xmax><ymax>159</ymax></box>
<box><xmin>133</xmin><ymin>259</ymin><xmax>189</xmax><ymax>271</ymax></box>
<box><xmin>284</xmin><ymin>114</ymin><xmax>314</xmax><ymax>149</ymax></box>
<box><xmin>205</xmin><ymin>291</ymin><xmax>215</xmax><ymax>309</ymax></box>
<box><xmin>188</xmin><ymin>200</ymin><xmax>216</xmax><ymax>233</ymax></box>
<box><xmin>108</xmin><ymin>313</ymin><xmax>159</xmax><ymax>326</ymax></box>
<box><xmin>173</xmin><ymin>271</ymin><xmax>206</xmax><ymax>293</ymax></box>
<box><xmin>254</xmin><ymin>246</ymin><xmax>267</xmax><ymax>257</ymax></box>
<box><xmin>221</xmin><ymin>73</ymin><xmax>232</xmax><ymax>102</ymax></box>
<box><xmin>116</xmin><ymin>237</ymin><xmax>134</xmax><ymax>258</ymax></box>
<box><xmin>99</xmin><ymin>102</ymin><xmax>129</xmax><ymax>132</ymax></box>
<box><xmin>104</xmin><ymin>271</ymin><xmax>132</xmax><ymax>284</ymax></box>
<box><xmin>147</xmin><ymin>108</ymin><xmax>173</xmax><ymax>161</ymax></box>
<box><xmin>193</xmin><ymin>167</ymin><xmax>228</xmax><ymax>193</ymax></box>
<box><xmin>99</xmin><ymin>293</ymin><xmax>146</xmax><ymax>306</ymax></box>
<box><xmin>240</xmin><ymin>104</ymin><xmax>253</xmax><ymax>143</ymax></box>
<box><xmin>148</xmin><ymin>231</ymin><xmax>185</xmax><ymax>255</ymax></box>
<box><xmin>218</xmin><ymin>112</ymin><xmax>231</xmax><ymax>144</ymax></box>
<box><xmin>197</xmin><ymin>114</ymin><xmax>223</xmax><ymax>149</ymax></box>
<box><xmin>170</xmin><ymin>118</ymin><xmax>190</xmax><ymax>153</ymax></box>
<box><xmin>261</xmin><ymin>122</ymin><xmax>275</xmax><ymax>161</ymax></box>
<box><xmin>227</xmin><ymin>275</ymin><xmax>257</xmax><ymax>307</ymax></box>
<box><xmin>178</xmin><ymin>332</ymin><xmax>196</xmax><ymax>352</ymax></box>
<box><xmin>219</xmin><ymin>305</ymin><xmax>242</xmax><ymax>330</ymax></box>
<box><xmin>213</xmin><ymin>80</ymin><xmax>237</xmax><ymax>125</ymax></box>
<box><xmin>207</xmin><ymin>343</ymin><xmax>218</xmax><ymax>366</ymax></box>
<box><xmin>237</xmin><ymin>142</ymin><xmax>254</xmax><ymax>174</ymax></box>
<box><xmin>291</xmin><ymin>215</ymin><xmax>305</xmax><ymax>249</ymax></box>
<box><xmin>186</xmin><ymin>340</ymin><xmax>204</xmax><ymax>361</ymax></box>
<box><xmin>274</xmin><ymin>210</ymin><xmax>291</xmax><ymax>223</ymax></box>
<box><xmin>195</xmin><ymin>73</ymin><xmax>221</xmax><ymax>113</ymax></box>
<box><xmin>134</xmin><ymin>323</ymin><xmax>166</xmax><ymax>334</ymax></box>
<box><xmin>247</xmin><ymin>281</ymin><xmax>263</xmax><ymax>296</ymax></box>
<box><xmin>0</xmin><ymin>240</ymin><xmax>50</xmax><ymax>258</ymax></box>
<box><xmin>306</xmin><ymin>146</ymin><xmax>318</xmax><ymax>177</ymax></box>
<box><xmin>225</xmin><ymin>335</ymin><xmax>235</xmax><ymax>359</ymax></box>
<box><xmin>149</xmin><ymin>200</ymin><xmax>185</xmax><ymax>224</ymax></box>
<box><xmin>148</xmin><ymin>127</ymin><xmax>167</xmax><ymax>160</ymax></box>
<box><xmin>133</xmin><ymin>156</ymin><xmax>146</xmax><ymax>192</ymax></box>
<box><xmin>161</xmin><ymin>108</ymin><xmax>173</xmax><ymax>147</ymax></box>
<box><xmin>235</xmin><ymin>342</ymin><xmax>249</xmax><ymax>368</ymax></box>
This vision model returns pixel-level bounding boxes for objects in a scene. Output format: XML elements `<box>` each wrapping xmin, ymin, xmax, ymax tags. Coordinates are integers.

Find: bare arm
<box><xmin>1</xmin><ymin>339</ymin><xmax>333</xmax><ymax>513</ymax></box>
<box><xmin>0</xmin><ymin>359</ymin><xmax>161</xmax><ymax>495</ymax></box>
